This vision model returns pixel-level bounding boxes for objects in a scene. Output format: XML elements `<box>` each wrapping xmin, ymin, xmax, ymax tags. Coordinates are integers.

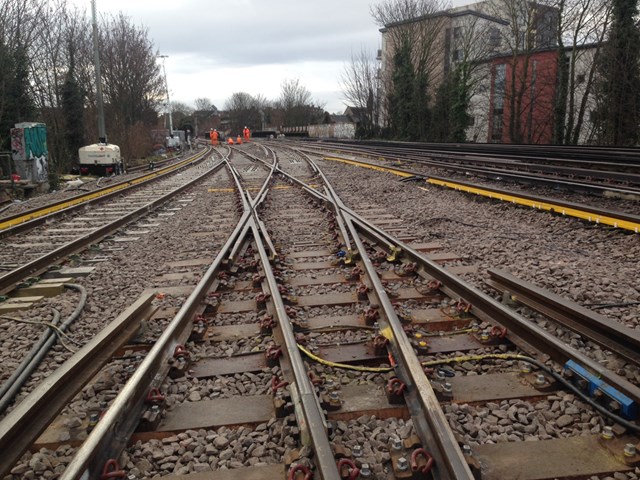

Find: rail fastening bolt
<box><xmin>360</xmin><ymin>463</ymin><xmax>371</xmax><ymax>477</ymax></box>
<box><xmin>391</xmin><ymin>438</ymin><xmax>403</xmax><ymax>451</ymax></box>
<box><xmin>602</xmin><ymin>426</ymin><xmax>614</xmax><ymax>440</ymax></box>
<box><xmin>462</xmin><ymin>445</ymin><xmax>473</xmax><ymax>456</ymax></box>
<box><xmin>443</xmin><ymin>382</ymin><xmax>453</xmax><ymax>393</ymax></box>
<box><xmin>535</xmin><ymin>374</ymin><xmax>546</xmax><ymax>385</ymax></box>
<box><xmin>397</xmin><ymin>457</ymin><xmax>409</xmax><ymax>471</ymax></box>
<box><xmin>624</xmin><ymin>444</ymin><xmax>636</xmax><ymax>457</ymax></box>
<box><xmin>352</xmin><ymin>445</ymin><xmax>363</xmax><ymax>457</ymax></box>
<box><xmin>520</xmin><ymin>362</ymin><xmax>531</xmax><ymax>373</ymax></box>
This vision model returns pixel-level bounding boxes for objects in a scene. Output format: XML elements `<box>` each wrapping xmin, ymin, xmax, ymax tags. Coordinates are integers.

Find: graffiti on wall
<box><xmin>10</xmin><ymin>123</ymin><xmax>48</xmax><ymax>183</ymax></box>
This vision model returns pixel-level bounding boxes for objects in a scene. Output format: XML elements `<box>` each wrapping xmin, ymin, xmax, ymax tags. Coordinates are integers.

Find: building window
<box><xmin>453</xmin><ymin>49</ymin><xmax>462</xmax><ymax>62</ymax></box>
<box><xmin>489</xmin><ymin>27</ymin><xmax>501</xmax><ymax>48</ymax></box>
<box><xmin>453</xmin><ymin>26</ymin><xmax>462</xmax><ymax>38</ymax></box>
<box><xmin>491</xmin><ymin>114</ymin><xmax>503</xmax><ymax>142</ymax></box>
<box><xmin>493</xmin><ymin>64</ymin><xmax>506</xmax><ymax>111</ymax></box>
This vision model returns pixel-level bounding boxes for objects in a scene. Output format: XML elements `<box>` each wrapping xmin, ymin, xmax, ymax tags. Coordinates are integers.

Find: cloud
<box><xmin>85</xmin><ymin>0</ymin><xmax>381</xmax><ymax>112</ymax></box>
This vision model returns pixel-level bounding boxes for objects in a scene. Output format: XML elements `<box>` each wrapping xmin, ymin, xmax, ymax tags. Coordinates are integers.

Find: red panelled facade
<box><xmin>488</xmin><ymin>49</ymin><xmax>558</xmax><ymax>143</ymax></box>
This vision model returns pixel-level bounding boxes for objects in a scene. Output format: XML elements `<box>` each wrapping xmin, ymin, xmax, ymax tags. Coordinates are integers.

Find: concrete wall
<box><xmin>308</xmin><ymin>123</ymin><xmax>356</xmax><ymax>139</ymax></box>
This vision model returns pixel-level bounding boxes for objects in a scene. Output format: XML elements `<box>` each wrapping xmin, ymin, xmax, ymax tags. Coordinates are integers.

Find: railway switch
<box><xmin>564</xmin><ymin>360</ymin><xmax>638</xmax><ymax>419</ymax></box>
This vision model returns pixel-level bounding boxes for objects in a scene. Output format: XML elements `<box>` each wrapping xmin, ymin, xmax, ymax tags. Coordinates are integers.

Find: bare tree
<box><xmin>553</xmin><ymin>0</ymin><xmax>610</xmax><ymax>143</ymax></box>
<box><xmin>225</xmin><ymin>92</ymin><xmax>262</xmax><ymax>133</ymax></box>
<box><xmin>99</xmin><ymin>12</ymin><xmax>164</xmax><ymax>158</ymax></box>
<box><xmin>340</xmin><ymin>48</ymin><xmax>381</xmax><ymax>137</ymax></box>
<box><xmin>194</xmin><ymin>97</ymin><xmax>218</xmax><ymax>113</ymax></box>
<box><xmin>276</xmin><ymin>78</ymin><xmax>323</xmax><ymax>127</ymax></box>
<box><xmin>0</xmin><ymin>0</ymin><xmax>43</xmax><ymax>151</ymax></box>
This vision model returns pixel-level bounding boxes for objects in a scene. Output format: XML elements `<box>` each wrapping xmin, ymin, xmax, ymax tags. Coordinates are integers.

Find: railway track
<box><xmin>280</xmin><ymin>141</ymin><xmax>640</xmax><ymax>233</ymax></box>
<box><xmin>0</xmin><ymin>142</ymin><xmax>638</xmax><ymax>479</ymax></box>
<box><xmin>0</xmin><ymin>147</ymin><xmax>219</xmax><ymax>294</ymax></box>
<box><xmin>289</xmin><ymin>140</ymin><xmax>640</xmax><ymax>199</ymax></box>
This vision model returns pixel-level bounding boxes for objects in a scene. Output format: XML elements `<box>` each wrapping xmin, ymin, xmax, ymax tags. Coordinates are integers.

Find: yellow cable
<box><xmin>422</xmin><ymin>353</ymin><xmax>530</xmax><ymax>366</ymax></box>
<box><xmin>297</xmin><ymin>344</ymin><xmax>394</xmax><ymax>373</ymax></box>
<box><xmin>298</xmin><ymin>341</ymin><xmax>533</xmax><ymax>373</ymax></box>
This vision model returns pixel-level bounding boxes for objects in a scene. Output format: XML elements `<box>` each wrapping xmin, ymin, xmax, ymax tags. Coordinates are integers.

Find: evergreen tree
<box><xmin>388</xmin><ymin>37</ymin><xmax>415</xmax><ymax>140</ymax></box>
<box><xmin>430</xmin><ymin>66</ymin><xmax>472</xmax><ymax>142</ymax></box>
<box><xmin>61</xmin><ymin>42</ymin><xmax>85</xmax><ymax>176</ymax></box>
<box><xmin>412</xmin><ymin>71</ymin><xmax>431</xmax><ymax>140</ymax></box>
<box><xmin>594</xmin><ymin>0</ymin><xmax>640</xmax><ymax>145</ymax></box>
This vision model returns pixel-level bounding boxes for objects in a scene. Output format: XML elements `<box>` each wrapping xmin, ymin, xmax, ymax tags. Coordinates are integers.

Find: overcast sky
<box><xmin>83</xmin><ymin>0</ymin><xmax>391</xmax><ymax>114</ymax></box>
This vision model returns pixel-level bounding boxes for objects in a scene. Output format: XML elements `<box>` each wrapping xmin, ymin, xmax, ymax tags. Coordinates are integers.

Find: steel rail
<box><xmin>0</xmin><ymin>293</ymin><xmax>156</xmax><ymax>477</ymax></box>
<box><xmin>342</xmin><ymin>143</ymin><xmax>640</xmax><ymax>183</ymax></box>
<box><xmin>314</xmin><ymin>163</ymin><xmax>472</xmax><ymax>479</ymax></box>
<box><xmin>344</xmin><ymin>212</ymin><xmax>474</xmax><ymax>479</ymax></box>
<box><xmin>247</xmin><ymin>215</ymin><xmax>340</xmax><ymax>479</ymax></box>
<box><xmin>269</xmin><ymin>145</ymin><xmax>640</xmax><ymax>411</ymax></box>
<box><xmin>60</xmin><ymin>149</ymin><xmax>276</xmax><ymax>479</ymax></box>
<box><xmin>486</xmin><ymin>268</ymin><xmax>640</xmax><ymax>367</ymax></box>
<box><xmin>59</xmin><ymin>209</ymin><xmax>253</xmax><ymax>480</ymax></box>
<box><xmin>0</xmin><ymin>159</ymin><xmax>226</xmax><ymax>294</ymax></box>
<box><xmin>315</xmin><ymin>154</ymin><xmax>640</xmax><ymax>232</ymax></box>
<box><xmin>293</xmin><ymin>138</ymin><xmax>640</xmax><ymax>170</ymax></box>
<box><xmin>0</xmin><ymin>147</ymin><xmax>212</xmax><ymax>237</ymax></box>
<box><xmin>309</xmin><ymin>148</ymin><xmax>640</xmax><ymax>199</ymax></box>
<box><xmin>346</xmin><ymin>215</ymin><xmax>640</xmax><ymax>406</ymax></box>
<box><xmin>227</xmin><ymin>148</ymin><xmax>339</xmax><ymax>478</ymax></box>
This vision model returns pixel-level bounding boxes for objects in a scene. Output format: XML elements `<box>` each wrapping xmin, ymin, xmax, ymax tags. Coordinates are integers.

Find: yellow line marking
<box><xmin>323</xmin><ymin>156</ymin><xmax>414</xmax><ymax>178</ymax></box>
<box><xmin>324</xmin><ymin>155</ymin><xmax>640</xmax><ymax>234</ymax></box>
<box><xmin>0</xmin><ymin>152</ymin><xmax>209</xmax><ymax>232</ymax></box>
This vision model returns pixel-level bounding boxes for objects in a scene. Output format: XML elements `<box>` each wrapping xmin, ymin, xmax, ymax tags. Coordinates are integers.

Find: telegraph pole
<box><xmin>158</xmin><ymin>55</ymin><xmax>173</xmax><ymax>134</ymax></box>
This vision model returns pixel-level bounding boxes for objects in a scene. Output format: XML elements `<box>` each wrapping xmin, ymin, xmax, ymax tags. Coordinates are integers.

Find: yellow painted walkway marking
<box><xmin>324</xmin><ymin>156</ymin><xmax>414</xmax><ymax>178</ymax></box>
<box><xmin>324</xmin><ymin>155</ymin><xmax>640</xmax><ymax>234</ymax></box>
<box><xmin>0</xmin><ymin>151</ymin><xmax>209</xmax><ymax>232</ymax></box>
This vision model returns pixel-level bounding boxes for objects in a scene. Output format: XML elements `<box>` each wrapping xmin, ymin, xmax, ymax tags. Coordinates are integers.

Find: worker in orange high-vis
<box><xmin>243</xmin><ymin>126</ymin><xmax>251</xmax><ymax>142</ymax></box>
<box><xmin>210</xmin><ymin>129</ymin><xmax>219</xmax><ymax>146</ymax></box>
